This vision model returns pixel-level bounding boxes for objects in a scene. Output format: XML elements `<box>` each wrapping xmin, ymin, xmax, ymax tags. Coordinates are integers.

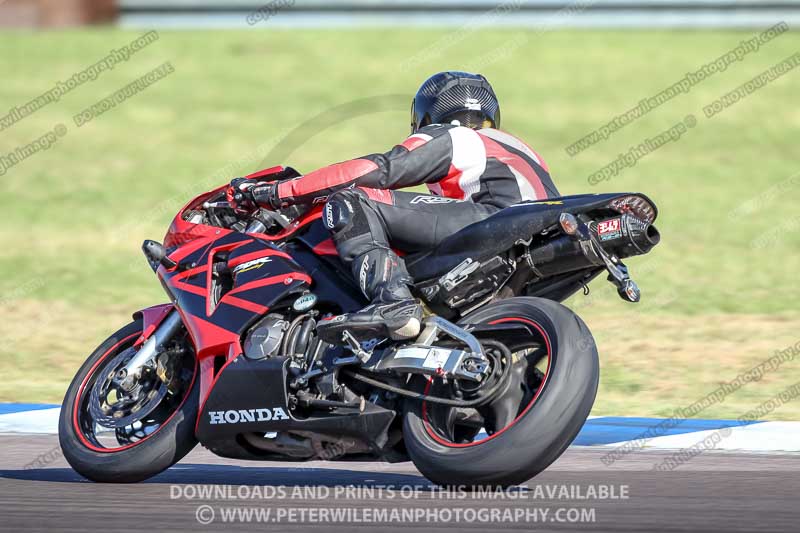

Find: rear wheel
<box><xmin>403</xmin><ymin>297</ymin><xmax>598</xmax><ymax>487</ymax></box>
<box><xmin>59</xmin><ymin>319</ymin><xmax>199</xmax><ymax>483</ymax></box>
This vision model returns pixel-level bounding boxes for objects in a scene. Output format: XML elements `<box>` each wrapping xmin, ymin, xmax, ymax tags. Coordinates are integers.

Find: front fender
<box><xmin>132</xmin><ymin>303</ymin><xmax>174</xmax><ymax>347</ymax></box>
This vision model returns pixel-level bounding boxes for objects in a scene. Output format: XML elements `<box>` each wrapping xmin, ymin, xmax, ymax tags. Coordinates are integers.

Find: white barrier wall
<box><xmin>118</xmin><ymin>0</ymin><xmax>800</xmax><ymax>29</ymax></box>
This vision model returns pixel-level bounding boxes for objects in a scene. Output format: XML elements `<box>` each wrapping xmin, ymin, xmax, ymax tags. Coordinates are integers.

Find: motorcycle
<box><xmin>59</xmin><ymin>164</ymin><xmax>660</xmax><ymax>486</ymax></box>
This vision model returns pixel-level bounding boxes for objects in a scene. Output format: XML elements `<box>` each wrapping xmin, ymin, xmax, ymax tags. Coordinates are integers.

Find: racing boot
<box><xmin>316</xmin><ymin>248</ymin><xmax>422</xmax><ymax>344</ymax></box>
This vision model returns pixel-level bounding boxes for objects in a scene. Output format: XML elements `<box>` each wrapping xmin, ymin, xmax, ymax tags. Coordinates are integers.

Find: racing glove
<box><xmin>227</xmin><ymin>178</ymin><xmax>280</xmax><ymax>210</ymax></box>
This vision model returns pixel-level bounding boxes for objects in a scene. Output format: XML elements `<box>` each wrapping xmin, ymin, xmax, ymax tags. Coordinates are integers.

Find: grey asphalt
<box><xmin>0</xmin><ymin>434</ymin><xmax>798</xmax><ymax>532</ymax></box>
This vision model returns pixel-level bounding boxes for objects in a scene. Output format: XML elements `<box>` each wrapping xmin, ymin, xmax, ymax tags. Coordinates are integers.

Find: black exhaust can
<box><xmin>529</xmin><ymin>214</ymin><xmax>660</xmax><ymax>277</ymax></box>
<box><xmin>593</xmin><ymin>214</ymin><xmax>661</xmax><ymax>258</ymax></box>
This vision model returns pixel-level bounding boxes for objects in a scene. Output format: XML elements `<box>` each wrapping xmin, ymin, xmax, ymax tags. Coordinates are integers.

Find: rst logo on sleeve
<box><xmin>596</xmin><ymin>218</ymin><xmax>623</xmax><ymax>241</ymax></box>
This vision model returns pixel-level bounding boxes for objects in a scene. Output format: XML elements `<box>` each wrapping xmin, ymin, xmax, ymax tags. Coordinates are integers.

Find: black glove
<box><xmin>226</xmin><ymin>177</ymin><xmax>256</xmax><ymax>211</ymax></box>
<box><xmin>251</xmin><ymin>182</ymin><xmax>281</xmax><ymax>210</ymax></box>
<box><xmin>227</xmin><ymin>178</ymin><xmax>280</xmax><ymax>210</ymax></box>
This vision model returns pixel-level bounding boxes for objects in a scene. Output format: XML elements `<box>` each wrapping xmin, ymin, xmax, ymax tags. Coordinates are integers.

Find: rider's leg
<box><xmin>316</xmin><ymin>188</ymin><xmax>420</xmax><ymax>342</ymax></box>
<box><xmin>316</xmin><ymin>188</ymin><xmax>496</xmax><ymax>344</ymax></box>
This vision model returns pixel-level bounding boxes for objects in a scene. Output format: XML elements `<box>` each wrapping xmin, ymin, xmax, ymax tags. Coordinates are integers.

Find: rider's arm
<box><xmin>273</xmin><ymin>124</ymin><xmax>476</xmax><ymax>206</ymax></box>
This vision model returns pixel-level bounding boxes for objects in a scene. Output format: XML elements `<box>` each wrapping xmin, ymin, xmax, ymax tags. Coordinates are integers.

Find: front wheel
<box><xmin>59</xmin><ymin>318</ymin><xmax>200</xmax><ymax>483</ymax></box>
<box><xmin>403</xmin><ymin>297</ymin><xmax>599</xmax><ymax>487</ymax></box>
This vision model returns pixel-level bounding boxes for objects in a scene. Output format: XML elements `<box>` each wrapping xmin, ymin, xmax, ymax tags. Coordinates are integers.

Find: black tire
<box><xmin>58</xmin><ymin>319</ymin><xmax>200</xmax><ymax>483</ymax></box>
<box><xmin>403</xmin><ymin>297</ymin><xmax>599</xmax><ymax>487</ymax></box>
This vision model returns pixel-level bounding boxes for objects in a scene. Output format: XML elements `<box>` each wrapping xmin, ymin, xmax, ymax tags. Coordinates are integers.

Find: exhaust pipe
<box><xmin>594</xmin><ymin>214</ymin><xmax>660</xmax><ymax>257</ymax></box>
<box><xmin>529</xmin><ymin>214</ymin><xmax>660</xmax><ymax>277</ymax></box>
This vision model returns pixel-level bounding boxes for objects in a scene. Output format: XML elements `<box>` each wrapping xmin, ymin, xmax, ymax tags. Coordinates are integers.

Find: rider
<box><xmin>228</xmin><ymin>71</ymin><xmax>559</xmax><ymax>344</ymax></box>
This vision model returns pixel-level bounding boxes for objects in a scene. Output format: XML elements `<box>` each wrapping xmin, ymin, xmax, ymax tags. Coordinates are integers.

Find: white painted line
<box><xmin>606</xmin><ymin>421</ymin><xmax>800</xmax><ymax>452</ymax></box>
<box><xmin>0</xmin><ymin>408</ymin><xmax>61</xmax><ymax>434</ymax></box>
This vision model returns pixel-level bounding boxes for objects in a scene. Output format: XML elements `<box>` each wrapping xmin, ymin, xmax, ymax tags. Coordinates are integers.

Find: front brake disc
<box><xmin>88</xmin><ymin>348</ymin><xmax>168</xmax><ymax>429</ymax></box>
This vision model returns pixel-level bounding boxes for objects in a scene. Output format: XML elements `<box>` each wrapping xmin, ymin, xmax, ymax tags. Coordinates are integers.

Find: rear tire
<box><xmin>58</xmin><ymin>319</ymin><xmax>200</xmax><ymax>483</ymax></box>
<box><xmin>403</xmin><ymin>297</ymin><xmax>598</xmax><ymax>487</ymax></box>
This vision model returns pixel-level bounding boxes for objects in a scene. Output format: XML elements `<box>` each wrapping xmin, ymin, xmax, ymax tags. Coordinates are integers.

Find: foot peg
<box><xmin>616</xmin><ymin>277</ymin><xmax>641</xmax><ymax>303</ymax></box>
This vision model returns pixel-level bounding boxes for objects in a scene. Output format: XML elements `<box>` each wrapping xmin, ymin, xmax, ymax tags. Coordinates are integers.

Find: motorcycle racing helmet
<box><xmin>410</xmin><ymin>71</ymin><xmax>501</xmax><ymax>134</ymax></box>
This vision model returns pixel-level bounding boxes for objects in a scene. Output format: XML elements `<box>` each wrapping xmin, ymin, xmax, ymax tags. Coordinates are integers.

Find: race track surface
<box><xmin>1</xmin><ymin>434</ymin><xmax>798</xmax><ymax>532</ymax></box>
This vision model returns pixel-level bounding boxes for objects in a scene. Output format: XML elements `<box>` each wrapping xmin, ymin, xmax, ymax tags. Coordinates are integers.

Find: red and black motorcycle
<box><xmin>59</xmin><ymin>165</ymin><xmax>660</xmax><ymax>486</ymax></box>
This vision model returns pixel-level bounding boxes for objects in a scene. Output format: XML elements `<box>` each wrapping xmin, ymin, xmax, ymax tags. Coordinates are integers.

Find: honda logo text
<box><xmin>208</xmin><ymin>407</ymin><xmax>290</xmax><ymax>425</ymax></box>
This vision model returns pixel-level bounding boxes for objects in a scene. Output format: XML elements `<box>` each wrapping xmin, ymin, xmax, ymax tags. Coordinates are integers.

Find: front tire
<box><xmin>403</xmin><ymin>297</ymin><xmax>599</xmax><ymax>487</ymax></box>
<box><xmin>59</xmin><ymin>319</ymin><xmax>200</xmax><ymax>483</ymax></box>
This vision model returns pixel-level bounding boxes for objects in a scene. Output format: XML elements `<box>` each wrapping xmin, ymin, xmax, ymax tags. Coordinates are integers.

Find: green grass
<box><xmin>0</xmin><ymin>28</ymin><xmax>798</xmax><ymax>418</ymax></box>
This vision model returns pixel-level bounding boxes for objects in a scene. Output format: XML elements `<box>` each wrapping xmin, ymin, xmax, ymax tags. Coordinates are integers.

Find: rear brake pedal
<box><xmin>341</xmin><ymin>330</ymin><xmax>373</xmax><ymax>363</ymax></box>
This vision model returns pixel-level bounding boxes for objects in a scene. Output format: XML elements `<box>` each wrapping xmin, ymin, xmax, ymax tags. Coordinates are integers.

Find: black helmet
<box><xmin>411</xmin><ymin>71</ymin><xmax>500</xmax><ymax>133</ymax></box>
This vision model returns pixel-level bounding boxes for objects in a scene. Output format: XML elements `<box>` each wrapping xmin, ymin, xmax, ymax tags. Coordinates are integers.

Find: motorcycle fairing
<box><xmin>157</xmin><ymin>228</ymin><xmax>312</xmax><ymax>429</ymax></box>
<box><xmin>196</xmin><ymin>355</ymin><xmax>396</xmax><ymax>458</ymax></box>
<box><xmin>158</xmin><ymin>232</ymin><xmax>311</xmax><ymax>357</ymax></box>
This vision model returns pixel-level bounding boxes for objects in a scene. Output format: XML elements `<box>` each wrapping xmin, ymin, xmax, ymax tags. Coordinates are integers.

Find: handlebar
<box><xmin>201</xmin><ymin>197</ymin><xmax>293</xmax><ymax>234</ymax></box>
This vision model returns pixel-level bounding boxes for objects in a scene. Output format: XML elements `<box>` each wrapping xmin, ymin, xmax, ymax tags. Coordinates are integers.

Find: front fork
<box><xmin>116</xmin><ymin>309</ymin><xmax>183</xmax><ymax>391</ymax></box>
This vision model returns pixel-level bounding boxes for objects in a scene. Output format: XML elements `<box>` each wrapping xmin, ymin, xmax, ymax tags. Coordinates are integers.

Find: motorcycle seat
<box><xmin>405</xmin><ymin>193</ymin><xmax>656</xmax><ymax>281</ymax></box>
